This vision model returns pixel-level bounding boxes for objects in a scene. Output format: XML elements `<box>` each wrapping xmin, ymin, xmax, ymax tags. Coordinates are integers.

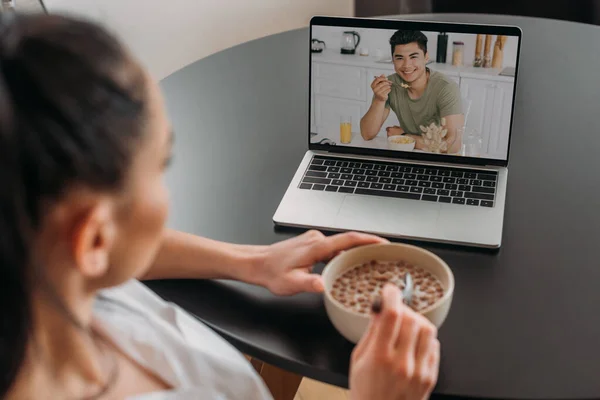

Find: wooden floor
<box><xmin>294</xmin><ymin>378</ymin><xmax>350</xmax><ymax>400</ymax></box>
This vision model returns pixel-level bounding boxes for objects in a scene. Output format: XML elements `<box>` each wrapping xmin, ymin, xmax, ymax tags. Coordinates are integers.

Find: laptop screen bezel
<box><xmin>308</xmin><ymin>16</ymin><xmax>522</xmax><ymax>168</ymax></box>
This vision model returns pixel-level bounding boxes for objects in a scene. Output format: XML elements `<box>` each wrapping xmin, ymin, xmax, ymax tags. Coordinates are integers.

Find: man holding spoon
<box><xmin>360</xmin><ymin>30</ymin><xmax>464</xmax><ymax>153</ymax></box>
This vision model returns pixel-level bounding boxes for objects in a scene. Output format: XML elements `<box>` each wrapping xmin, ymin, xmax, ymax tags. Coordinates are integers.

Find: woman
<box><xmin>0</xmin><ymin>13</ymin><xmax>440</xmax><ymax>399</ymax></box>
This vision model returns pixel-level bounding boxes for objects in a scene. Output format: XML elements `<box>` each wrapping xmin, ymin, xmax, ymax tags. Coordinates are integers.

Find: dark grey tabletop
<box><xmin>145</xmin><ymin>13</ymin><xmax>600</xmax><ymax>400</ymax></box>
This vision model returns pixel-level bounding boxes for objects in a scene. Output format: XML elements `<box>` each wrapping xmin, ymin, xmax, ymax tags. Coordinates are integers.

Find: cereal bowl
<box><xmin>388</xmin><ymin>135</ymin><xmax>416</xmax><ymax>151</ymax></box>
<box><xmin>322</xmin><ymin>243</ymin><xmax>454</xmax><ymax>343</ymax></box>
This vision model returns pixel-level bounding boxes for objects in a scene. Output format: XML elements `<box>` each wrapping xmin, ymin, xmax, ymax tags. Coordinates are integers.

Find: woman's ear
<box><xmin>71</xmin><ymin>200</ymin><xmax>116</xmax><ymax>279</ymax></box>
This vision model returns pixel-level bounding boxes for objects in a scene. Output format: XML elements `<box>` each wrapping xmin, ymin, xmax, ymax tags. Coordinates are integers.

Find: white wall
<box><xmin>43</xmin><ymin>0</ymin><xmax>354</xmax><ymax>79</ymax></box>
<box><xmin>313</xmin><ymin>25</ymin><xmax>519</xmax><ymax>68</ymax></box>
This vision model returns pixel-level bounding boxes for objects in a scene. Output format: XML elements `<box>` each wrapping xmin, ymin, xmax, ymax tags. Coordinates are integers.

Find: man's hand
<box><xmin>349</xmin><ymin>284</ymin><xmax>440</xmax><ymax>400</ymax></box>
<box><xmin>386</xmin><ymin>125</ymin><xmax>405</xmax><ymax>137</ymax></box>
<box><xmin>253</xmin><ymin>230</ymin><xmax>388</xmax><ymax>296</ymax></box>
<box><xmin>371</xmin><ymin>74</ymin><xmax>392</xmax><ymax>103</ymax></box>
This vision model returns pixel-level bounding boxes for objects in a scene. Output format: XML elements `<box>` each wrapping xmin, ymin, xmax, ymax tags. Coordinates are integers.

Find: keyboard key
<box><xmin>391</xmin><ymin>172</ymin><xmax>403</xmax><ymax>178</ymax></box>
<box><xmin>348</xmin><ymin>162</ymin><xmax>361</xmax><ymax>169</ymax></box>
<box><xmin>418</xmin><ymin>181</ymin><xmax>432</xmax><ymax>188</ymax></box>
<box><xmin>325</xmin><ymin>185</ymin><xmax>338</xmax><ymax>192</ymax></box>
<box><xmin>367</xmin><ymin>176</ymin><xmax>379</xmax><ymax>183</ymax></box>
<box><xmin>432</xmin><ymin>182</ymin><xmax>444</xmax><ymax>189</ymax></box>
<box><xmin>299</xmin><ymin>183</ymin><xmax>312</xmax><ymax>190</ymax></box>
<box><xmin>451</xmin><ymin>191</ymin><xmax>464</xmax><ymax>198</ymax></box>
<box><xmin>313</xmin><ymin>184</ymin><xmax>325</xmax><ymax>191</ymax></box>
<box><xmin>304</xmin><ymin>177</ymin><xmax>331</xmax><ymax>185</ymax></box>
<box><xmin>405</xmin><ymin>173</ymin><xmax>417</xmax><ymax>180</ymax></box>
<box><xmin>341</xmin><ymin>174</ymin><xmax>353</xmax><ymax>180</ymax></box>
<box><xmin>392</xmin><ymin>178</ymin><xmax>405</xmax><ymax>185</ymax></box>
<box><xmin>451</xmin><ymin>171</ymin><xmax>463</xmax><ymax>178</ymax></box>
<box><xmin>386</xmin><ymin>165</ymin><xmax>399</xmax><ymax>172</ymax></box>
<box><xmin>457</xmin><ymin>178</ymin><xmax>469</xmax><ymax>185</ymax></box>
<box><xmin>308</xmin><ymin>165</ymin><xmax>327</xmax><ymax>172</ymax></box>
<box><xmin>413</xmin><ymin>167</ymin><xmax>425</xmax><ymax>174</ymax></box>
<box><xmin>483</xmin><ymin>181</ymin><xmax>496</xmax><ymax>187</ymax></box>
<box><xmin>470</xmin><ymin>179</ymin><xmax>482</xmax><ymax>186</ymax></box>
<box><xmin>354</xmin><ymin>175</ymin><xmax>366</xmax><ymax>181</ymax></box>
<box><xmin>430</xmin><ymin>176</ymin><xmax>443</xmax><ymax>182</ymax></box>
<box><xmin>438</xmin><ymin>170</ymin><xmax>451</xmax><ymax>177</ymax></box>
<box><xmin>384</xmin><ymin>184</ymin><xmax>396</xmax><ymax>191</ymax></box>
<box><xmin>439</xmin><ymin>196</ymin><xmax>452</xmax><ymax>203</ymax></box>
<box><xmin>464</xmin><ymin>172</ymin><xmax>477</xmax><ymax>179</ymax></box>
<box><xmin>472</xmin><ymin>186</ymin><xmax>495</xmax><ymax>194</ymax></box>
<box><xmin>452</xmin><ymin>198</ymin><xmax>466</xmax><ymax>205</ymax></box>
<box><xmin>366</xmin><ymin>170</ymin><xmax>378</xmax><ymax>176</ymax></box>
<box><xmin>422</xmin><ymin>194</ymin><xmax>438</xmax><ymax>202</ymax></box>
<box><xmin>417</xmin><ymin>174</ymin><xmax>429</xmax><ymax>181</ymax></box>
<box><xmin>406</xmin><ymin>180</ymin><xmax>418</xmax><ymax>186</ymax></box>
<box><xmin>465</xmin><ymin>192</ymin><xmax>494</xmax><ymax>201</ymax></box>
<box><xmin>478</xmin><ymin>173</ymin><xmax>497</xmax><ymax>181</ymax></box>
<box><xmin>339</xmin><ymin>187</ymin><xmax>354</xmax><ymax>194</ymax></box>
<box><xmin>397</xmin><ymin>185</ymin><xmax>410</xmax><ymax>192</ymax></box>
<box><xmin>410</xmin><ymin>187</ymin><xmax>423</xmax><ymax>194</ymax></box>
<box><xmin>437</xmin><ymin>189</ymin><xmax>450</xmax><ymax>196</ymax></box>
<box><xmin>357</xmin><ymin>182</ymin><xmax>370</xmax><ymax>188</ymax></box>
<box><xmin>459</xmin><ymin>185</ymin><xmax>471</xmax><ymax>192</ymax></box>
<box><xmin>377</xmin><ymin>171</ymin><xmax>391</xmax><ymax>177</ymax></box>
<box><xmin>341</xmin><ymin>168</ymin><xmax>352</xmax><ymax>174</ymax></box>
<box><xmin>481</xmin><ymin>200</ymin><xmax>494</xmax><ymax>207</ymax></box>
<box><xmin>345</xmin><ymin>181</ymin><xmax>358</xmax><ymax>187</ymax></box>
<box><xmin>424</xmin><ymin>188</ymin><xmax>436</xmax><ymax>195</ymax></box>
<box><xmin>379</xmin><ymin>177</ymin><xmax>392</xmax><ymax>184</ymax></box>
<box><xmin>328</xmin><ymin>173</ymin><xmax>341</xmax><ymax>179</ymax></box>
<box><xmin>443</xmin><ymin>177</ymin><xmax>456</xmax><ymax>183</ymax></box>
<box><xmin>324</xmin><ymin>160</ymin><xmax>336</xmax><ymax>166</ymax></box>
<box><xmin>362</xmin><ymin>163</ymin><xmax>374</xmax><ymax>170</ymax></box>
<box><xmin>337</xmin><ymin>161</ymin><xmax>349</xmax><ymax>167</ymax></box>
<box><xmin>400</xmin><ymin>166</ymin><xmax>412</xmax><ymax>172</ymax></box>
<box><xmin>355</xmin><ymin>188</ymin><xmax>421</xmax><ymax>200</ymax></box>
<box><xmin>374</xmin><ymin>165</ymin><xmax>386</xmax><ymax>171</ymax></box>
<box><xmin>332</xmin><ymin>180</ymin><xmax>344</xmax><ymax>186</ymax></box>
<box><xmin>353</xmin><ymin>169</ymin><xmax>366</xmax><ymax>175</ymax></box>
<box><xmin>328</xmin><ymin>167</ymin><xmax>340</xmax><ymax>173</ymax></box>
<box><xmin>467</xmin><ymin>199</ymin><xmax>480</xmax><ymax>206</ymax></box>
<box><xmin>311</xmin><ymin>159</ymin><xmax>324</xmax><ymax>165</ymax></box>
<box><xmin>425</xmin><ymin>169</ymin><xmax>437</xmax><ymax>175</ymax></box>
<box><xmin>445</xmin><ymin>183</ymin><xmax>458</xmax><ymax>190</ymax></box>
<box><xmin>306</xmin><ymin>170</ymin><xmax>328</xmax><ymax>178</ymax></box>
<box><xmin>370</xmin><ymin>183</ymin><xmax>383</xmax><ymax>189</ymax></box>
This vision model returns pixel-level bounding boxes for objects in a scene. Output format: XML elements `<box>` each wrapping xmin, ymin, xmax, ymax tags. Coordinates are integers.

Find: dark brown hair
<box><xmin>389</xmin><ymin>30</ymin><xmax>428</xmax><ymax>55</ymax></box>
<box><xmin>0</xmin><ymin>12</ymin><xmax>148</xmax><ymax>397</ymax></box>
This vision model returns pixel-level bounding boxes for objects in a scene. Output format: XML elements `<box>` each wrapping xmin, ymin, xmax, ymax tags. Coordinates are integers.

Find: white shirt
<box><xmin>93</xmin><ymin>279</ymin><xmax>274</xmax><ymax>400</ymax></box>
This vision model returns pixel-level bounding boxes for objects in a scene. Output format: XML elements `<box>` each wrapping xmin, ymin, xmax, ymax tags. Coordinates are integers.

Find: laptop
<box><xmin>273</xmin><ymin>16</ymin><xmax>522</xmax><ymax>248</ymax></box>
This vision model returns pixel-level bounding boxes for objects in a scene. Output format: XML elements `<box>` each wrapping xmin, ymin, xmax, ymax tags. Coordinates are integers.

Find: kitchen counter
<box><xmin>312</xmin><ymin>49</ymin><xmax>515</xmax><ymax>82</ymax></box>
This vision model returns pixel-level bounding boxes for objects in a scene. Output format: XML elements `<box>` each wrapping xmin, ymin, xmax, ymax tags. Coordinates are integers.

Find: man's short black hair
<box><xmin>389</xmin><ymin>30</ymin><xmax>428</xmax><ymax>55</ymax></box>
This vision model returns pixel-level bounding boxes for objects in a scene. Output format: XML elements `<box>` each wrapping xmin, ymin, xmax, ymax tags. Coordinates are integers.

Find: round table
<box><xmin>145</xmin><ymin>14</ymin><xmax>600</xmax><ymax>400</ymax></box>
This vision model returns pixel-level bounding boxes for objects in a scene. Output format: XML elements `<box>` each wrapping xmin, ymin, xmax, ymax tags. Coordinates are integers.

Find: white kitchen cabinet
<box><xmin>460</xmin><ymin>78</ymin><xmax>514</xmax><ymax>158</ymax></box>
<box><xmin>314</xmin><ymin>96</ymin><xmax>366</xmax><ymax>137</ymax></box>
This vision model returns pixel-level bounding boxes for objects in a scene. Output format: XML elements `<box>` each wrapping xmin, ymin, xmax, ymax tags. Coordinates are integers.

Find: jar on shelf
<box><xmin>452</xmin><ymin>41</ymin><xmax>464</xmax><ymax>66</ymax></box>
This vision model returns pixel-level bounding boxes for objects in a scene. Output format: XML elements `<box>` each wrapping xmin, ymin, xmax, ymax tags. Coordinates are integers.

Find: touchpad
<box><xmin>334</xmin><ymin>195</ymin><xmax>440</xmax><ymax>236</ymax></box>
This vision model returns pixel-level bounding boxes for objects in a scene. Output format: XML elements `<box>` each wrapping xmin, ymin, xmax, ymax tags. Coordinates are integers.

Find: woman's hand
<box><xmin>349</xmin><ymin>284</ymin><xmax>440</xmax><ymax>400</ymax></box>
<box><xmin>253</xmin><ymin>230</ymin><xmax>388</xmax><ymax>296</ymax></box>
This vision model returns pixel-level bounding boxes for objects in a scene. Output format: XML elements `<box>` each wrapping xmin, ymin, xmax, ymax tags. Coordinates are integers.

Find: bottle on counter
<box><xmin>492</xmin><ymin>35</ymin><xmax>507</xmax><ymax>68</ymax></box>
<box><xmin>452</xmin><ymin>41</ymin><xmax>464</xmax><ymax>66</ymax></box>
<box><xmin>483</xmin><ymin>35</ymin><xmax>493</xmax><ymax>68</ymax></box>
<box><xmin>436</xmin><ymin>32</ymin><xmax>448</xmax><ymax>63</ymax></box>
<box><xmin>473</xmin><ymin>34</ymin><xmax>483</xmax><ymax>67</ymax></box>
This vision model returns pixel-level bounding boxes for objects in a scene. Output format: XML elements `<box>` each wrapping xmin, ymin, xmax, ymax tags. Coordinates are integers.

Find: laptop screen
<box><xmin>309</xmin><ymin>17</ymin><xmax>521</xmax><ymax>166</ymax></box>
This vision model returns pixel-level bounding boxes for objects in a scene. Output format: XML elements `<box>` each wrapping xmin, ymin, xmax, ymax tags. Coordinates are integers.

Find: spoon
<box><xmin>371</xmin><ymin>272</ymin><xmax>414</xmax><ymax>313</ymax></box>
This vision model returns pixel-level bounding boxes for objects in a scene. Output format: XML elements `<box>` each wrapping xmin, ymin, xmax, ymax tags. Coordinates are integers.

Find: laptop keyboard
<box><xmin>299</xmin><ymin>155</ymin><xmax>497</xmax><ymax>207</ymax></box>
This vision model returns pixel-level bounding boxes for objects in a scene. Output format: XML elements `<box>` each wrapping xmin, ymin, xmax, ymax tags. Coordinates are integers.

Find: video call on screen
<box><xmin>310</xmin><ymin>25</ymin><xmax>519</xmax><ymax>161</ymax></box>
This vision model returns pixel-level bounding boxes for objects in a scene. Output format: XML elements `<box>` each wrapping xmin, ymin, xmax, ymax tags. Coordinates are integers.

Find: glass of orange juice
<box><xmin>340</xmin><ymin>115</ymin><xmax>352</xmax><ymax>144</ymax></box>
